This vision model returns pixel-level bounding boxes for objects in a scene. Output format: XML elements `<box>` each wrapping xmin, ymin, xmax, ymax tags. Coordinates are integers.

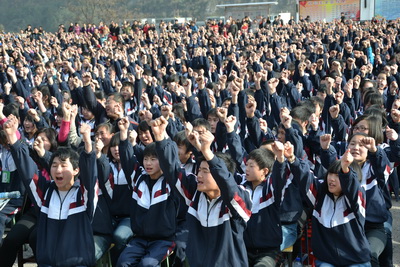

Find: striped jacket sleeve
<box><xmin>10</xmin><ymin>140</ymin><xmax>50</xmax><ymax>208</ymax></box>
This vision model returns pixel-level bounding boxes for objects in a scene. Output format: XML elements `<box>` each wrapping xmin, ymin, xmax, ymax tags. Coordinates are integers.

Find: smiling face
<box><xmin>51</xmin><ymin>157</ymin><xmax>79</xmax><ymax>191</ymax></box>
<box><xmin>120</xmin><ymin>86</ymin><xmax>133</xmax><ymax>101</ymax></box>
<box><xmin>348</xmin><ymin>135</ymin><xmax>368</xmax><ymax>163</ymax></box>
<box><xmin>24</xmin><ymin>118</ymin><xmax>37</xmax><ymax>135</ymax></box>
<box><xmin>95</xmin><ymin>126</ymin><xmax>113</xmax><ymax>148</ymax></box>
<box><xmin>105</xmin><ymin>95</ymin><xmax>121</xmax><ymax>119</ymax></box>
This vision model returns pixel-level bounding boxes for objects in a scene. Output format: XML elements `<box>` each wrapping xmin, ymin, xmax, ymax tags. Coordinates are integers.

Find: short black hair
<box><xmin>172</xmin><ymin>103</ymin><xmax>185</xmax><ymax>123</ymax></box>
<box><xmin>143</xmin><ymin>69</ymin><xmax>153</xmax><ymax>77</ymax></box>
<box><xmin>95</xmin><ymin>122</ymin><xmax>114</xmax><ymax>134</ymax></box>
<box><xmin>122</xmin><ymin>81</ymin><xmax>134</xmax><ymax>93</ymax></box>
<box><xmin>3</xmin><ymin>103</ymin><xmax>19</xmax><ymax>118</ymax></box>
<box><xmin>34</xmin><ymin>128</ymin><xmax>58</xmax><ymax>152</ymax></box>
<box><xmin>248</xmin><ymin>148</ymin><xmax>275</xmax><ymax>176</ymax></box>
<box><xmin>138</xmin><ymin>120</ymin><xmax>151</xmax><ymax>132</ymax></box>
<box><xmin>95</xmin><ymin>90</ymin><xmax>106</xmax><ymax>101</ymax></box>
<box><xmin>317</xmin><ymin>84</ymin><xmax>328</xmax><ymax>95</ymax></box>
<box><xmin>143</xmin><ymin>142</ymin><xmax>158</xmax><ymax>158</ymax></box>
<box><xmin>173</xmin><ymin>131</ymin><xmax>194</xmax><ymax>153</ymax></box>
<box><xmin>310</xmin><ymin>96</ymin><xmax>324</xmax><ymax>111</ymax></box>
<box><xmin>326</xmin><ymin>160</ymin><xmax>362</xmax><ymax>182</ymax></box>
<box><xmin>167</xmin><ymin>74</ymin><xmax>179</xmax><ymax>83</ymax></box>
<box><xmin>198</xmin><ymin>152</ymin><xmax>236</xmax><ymax>175</ymax></box>
<box><xmin>107</xmin><ymin>92</ymin><xmax>125</xmax><ymax>107</ymax></box>
<box><xmin>206</xmin><ymin>108</ymin><xmax>218</xmax><ymax>119</ymax></box>
<box><xmin>50</xmin><ymin>147</ymin><xmax>80</xmax><ymax>172</ymax></box>
<box><xmin>290</xmin><ymin>105</ymin><xmax>312</xmax><ymax>123</ymax></box>
<box><xmin>192</xmin><ymin>118</ymin><xmax>211</xmax><ymax>132</ymax></box>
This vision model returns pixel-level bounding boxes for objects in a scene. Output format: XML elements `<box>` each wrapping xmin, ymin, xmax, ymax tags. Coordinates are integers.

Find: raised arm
<box><xmin>270</xmin><ymin>140</ymin><xmax>288</xmax><ymax>200</ymax></box>
<box><xmin>320</xmin><ymin>134</ymin><xmax>338</xmax><ymax>169</ymax></box>
<box><xmin>225</xmin><ymin>115</ymin><xmax>247</xmax><ymax>167</ymax></box>
<box><xmin>152</xmin><ymin>117</ymin><xmax>198</xmax><ymax>204</ymax></box>
<box><xmin>362</xmin><ymin>137</ymin><xmax>390</xmax><ymax>185</ymax></box>
<box><xmin>79</xmin><ymin>123</ymin><xmax>98</xmax><ymax>220</ymax></box>
<box><xmin>340</xmin><ymin>149</ymin><xmax>366</xmax><ymax>221</ymax></box>
<box><xmin>6</xmin><ymin>115</ymin><xmax>48</xmax><ymax>208</ymax></box>
<box><xmin>199</xmin><ymin>130</ymin><xmax>252</xmax><ymax>221</ymax></box>
<box><xmin>118</xmin><ymin>117</ymin><xmax>140</xmax><ymax>186</ymax></box>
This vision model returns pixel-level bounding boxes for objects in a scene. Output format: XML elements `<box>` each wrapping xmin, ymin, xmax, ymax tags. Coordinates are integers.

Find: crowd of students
<box><xmin>0</xmin><ymin>14</ymin><xmax>399</xmax><ymax>267</ymax></box>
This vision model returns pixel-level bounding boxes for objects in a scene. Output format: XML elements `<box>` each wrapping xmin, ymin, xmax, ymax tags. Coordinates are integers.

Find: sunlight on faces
<box><xmin>377</xmin><ymin>73</ymin><xmax>387</xmax><ymax>89</ymax></box>
<box><xmin>23</xmin><ymin>119</ymin><xmax>36</xmax><ymax>134</ymax></box>
<box><xmin>120</xmin><ymin>86</ymin><xmax>133</xmax><ymax>101</ymax></box>
<box><xmin>245</xmin><ymin>159</ymin><xmax>269</xmax><ymax>186</ymax></box>
<box><xmin>327</xmin><ymin>173</ymin><xmax>342</xmax><ymax>196</ymax></box>
<box><xmin>138</xmin><ymin>129</ymin><xmax>153</xmax><ymax>146</ymax></box>
<box><xmin>95</xmin><ymin>126</ymin><xmax>113</xmax><ymax>147</ymax></box>
<box><xmin>348</xmin><ymin>135</ymin><xmax>368</xmax><ymax>163</ymax></box>
<box><xmin>207</xmin><ymin>115</ymin><xmax>219</xmax><ymax>134</ymax></box>
<box><xmin>196</xmin><ymin>161</ymin><xmax>219</xmax><ymax>193</ymax></box>
<box><xmin>51</xmin><ymin>157</ymin><xmax>79</xmax><ymax>191</ymax></box>
<box><xmin>143</xmin><ymin>156</ymin><xmax>162</xmax><ymax>179</ymax></box>
<box><xmin>105</xmin><ymin>96</ymin><xmax>120</xmax><ymax>118</ymax></box>
<box><xmin>352</xmin><ymin>120</ymin><xmax>369</xmax><ymax>134</ymax></box>
<box><xmin>37</xmin><ymin>132</ymin><xmax>52</xmax><ymax>151</ymax></box>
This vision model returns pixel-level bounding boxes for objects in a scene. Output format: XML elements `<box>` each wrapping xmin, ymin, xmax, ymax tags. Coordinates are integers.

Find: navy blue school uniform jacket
<box><xmin>243</xmin><ymin>160</ymin><xmax>287</xmax><ymax>250</ymax></box>
<box><xmin>97</xmin><ymin>154</ymin><xmax>131</xmax><ymax>218</ymax></box>
<box><xmin>321</xmin><ymin>146</ymin><xmax>391</xmax><ymax>223</ymax></box>
<box><xmin>10</xmin><ymin>141</ymin><xmax>98</xmax><ymax>267</ymax></box>
<box><xmin>303</xmin><ymin>167</ymin><xmax>371</xmax><ymax>265</ymax></box>
<box><xmin>155</xmin><ymin>138</ymin><xmax>252</xmax><ymax>267</ymax></box>
<box><xmin>119</xmin><ymin>139</ymin><xmax>180</xmax><ymax>240</ymax></box>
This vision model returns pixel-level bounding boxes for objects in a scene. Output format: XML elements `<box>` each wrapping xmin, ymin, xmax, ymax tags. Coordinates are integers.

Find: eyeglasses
<box><xmin>353</xmin><ymin>125</ymin><xmax>369</xmax><ymax>132</ymax></box>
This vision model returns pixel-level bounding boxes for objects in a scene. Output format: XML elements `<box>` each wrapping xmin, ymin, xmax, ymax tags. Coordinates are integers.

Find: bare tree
<box><xmin>65</xmin><ymin>0</ymin><xmax>132</xmax><ymax>24</ymax></box>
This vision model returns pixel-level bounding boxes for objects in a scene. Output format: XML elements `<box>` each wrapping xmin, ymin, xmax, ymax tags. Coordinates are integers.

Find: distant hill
<box><xmin>0</xmin><ymin>0</ymin><xmax>295</xmax><ymax>32</ymax></box>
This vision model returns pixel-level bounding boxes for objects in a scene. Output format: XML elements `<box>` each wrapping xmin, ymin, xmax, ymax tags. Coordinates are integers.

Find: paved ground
<box><xmin>10</xmin><ymin>197</ymin><xmax>400</xmax><ymax>267</ymax></box>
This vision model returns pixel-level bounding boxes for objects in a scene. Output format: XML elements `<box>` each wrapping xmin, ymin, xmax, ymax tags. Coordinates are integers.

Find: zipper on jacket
<box><xmin>205</xmin><ymin>196</ymin><xmax>220</xmax><ymax>264</ymax></box>
<box><xmin>56</xmin><ymin>187</ymin><xmax>73</xmax><ymax>220</ymax></box>
<box><xmin>330</xmin><ymin>198</ymin><xmax>337</xmax><ymax>228</ymax></box>
<box><xmin>206</xmin><ymin>197</ymin><xmax>221</xmax><ymax>227</ymax></box>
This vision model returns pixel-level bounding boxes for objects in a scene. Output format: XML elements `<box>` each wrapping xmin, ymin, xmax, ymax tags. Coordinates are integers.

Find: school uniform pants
<box><xmin>117</xmin><ymin>237</ymin><xmax>175</xmax><ymax>267</ymax></box>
